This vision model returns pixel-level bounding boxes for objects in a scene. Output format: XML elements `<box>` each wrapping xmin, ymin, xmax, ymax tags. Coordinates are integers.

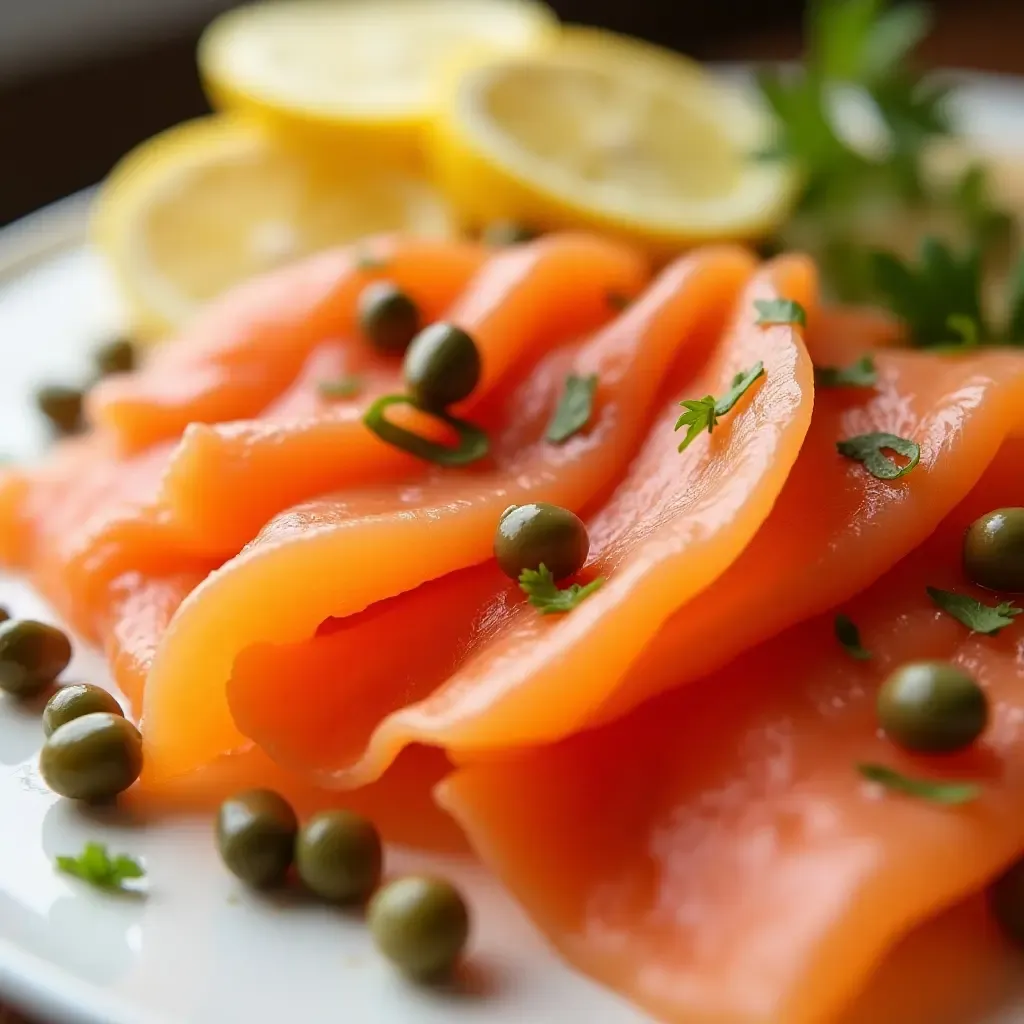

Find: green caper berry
<box><xmin>36</xmin><ymin>385</ymin><xmax>84</xmax><ymax>436</ymax></box>
<box><xmin>43</xmin><ymin>683</ymin><xmax>124</xmax><ymax>737</ymax></box>
<box><xmin>358</xmin><ymin>282</ymin><xmax>421</xmax><ymax>355</ymax></box>
<box><xmin>295</xmin><ymin>810</ymin><xmax>382</xmax><ymax>903</ymax></box>
<box><xmin>404</xmin><ymin>323</ymin><xmax>481</xmax><ymax>411</ymax></box>
<box><xmin>494</xmin><ymin>502</ymin><xmax>590</xmax><ymax>581</ymax></box>
<box><xmin>368</xmin><ymin>876</ymin><xmax>470</xmax><ymax>980</ymax></box>
<box><xmin>877</xmin><ymin>661</ymin><xmax>988</xmax><ymax>754</ymax></box>
<box><xmin>0</xmin><ymin>619</ymin><xmax>72</xmax><ymax>697</ymax></box>
<box><xmin>94</xmin><ymin>338</ymin><xmax>137</xmax><ymax>377</ymax></box>
<box><xmin>482</xmin><ymin>221</ymin><xmax>538</xmax><ymax>247</ymax></box>
<box><xmin>991</xmin><ymin>855</ymin><xmax>1024</xmax><ymax>946</ymax></box>
<box><xmin>963</xmin><ymin>508</ymin><xmax>1024</xmax><ymax>592</ymax></box>
<box><xmin>39</xmin><ymin>713</ymin><xmax>142</xmax><ymax>801</ymax></box>
<box><xmin>217</xmin><ymin>789</ymin><xmax>298</xmax><ymax>889</ymax></box>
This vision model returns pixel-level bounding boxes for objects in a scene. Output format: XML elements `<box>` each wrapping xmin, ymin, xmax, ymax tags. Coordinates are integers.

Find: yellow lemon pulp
<box><xmin>199</xmin><ymin>0</ymin><xmax>559</xmax><ymax>168</ymax></box>
<box><xmin>92</xmin><ymin>116</ymin><xmax>454</xmax><ymax>337</ymax></box>
<box><xmin>431</xmin><ymin>28</ymin><xmax>798</xmax><ymax>255</ymax></box>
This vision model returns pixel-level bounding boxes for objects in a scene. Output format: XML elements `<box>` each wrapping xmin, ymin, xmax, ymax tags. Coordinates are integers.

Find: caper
<box><xmin>358</xmin><ymin>282</ymin><xmax>421</xmax><ymax>355</ymax></box>
<box><xmin>36</xmin><ymin>385</ymin><xmax>84</xmax><ymax>436</ymax></box>
<box><xmin>991</xmin><ymin>855</ymin><xmax>1024</xmax><ymax>945</ymax></box>
<box><xmin>963</xmin><ymin>508</ymin><xmax>1024</xmax><ymax>592</ymax></box>
<box><xmin>39</xmin><ymin>713</ymin><xmax>142</xmax><ymax>801</ymax></box>
<box><xmin>94</xmin><ymin>338</ymin><xmax>136</xmax><ymax>377</ymax></box>
<box><xmin>482</xmin><ymin>221</ymin><xmax>537</xmax><ymax>247</ymax></box>
<box><xmin>295</xmin><ymin>810</ymin><xmax>382</xmax><ymax>903</ymax></box>
<box><xmin>404</xmin><ymin>323</ymin><xmax>481</xmax><ymax>411</ymax></box>
<box><xmin>877</xmin><ymin>661</ymin><xmax>988</xmax><ymax>754</ymax></box>
<box><xmin>368</xmin><ymin>876</ymin><xmax>470</xmax><ymax>980</ymax></box>
<box><xmin>494</xmin><ymin>502</ymin><xmax>590</xmax><ymax>581</ymax></box>
<box><xmin>217</xmin><ymin>789</ymin><xmax>297</xmax><ymax>889</ymax></box>
<box><xmin>43</xmin><ymin>683</ymin><xmax>124</xmax><ymax>737</ymax></box>
<box><xmin>0</xmin><ymin>619</ymin><xmax>72</xmax><ymax>697</ymax></box>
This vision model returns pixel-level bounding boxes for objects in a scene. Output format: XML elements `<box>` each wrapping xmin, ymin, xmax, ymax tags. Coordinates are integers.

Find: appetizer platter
<box><xmin>3</xmin><ymin>1</ymin><xmax>1024</xmax><ymax>1022</ymax></box>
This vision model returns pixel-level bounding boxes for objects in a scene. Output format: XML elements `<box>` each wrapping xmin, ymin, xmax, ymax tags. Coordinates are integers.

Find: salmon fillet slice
<box><xmin>155</xmin><ymin>234</ymin><xmax>650</xmax><ymax>556</ymax></box>
<box><xmin>139</xmin><ymin>246</ymin><xmax>757</xmax><ymax>781</ymax></box>
<box><xmin>1</xmin><ymin>235</ymin><xmax>644</xmax><ymax>638</ymax></box>
<box><xmin>439</xmin><ymin>441</ymin><xmax>1024</xmax><ymax>1024</ymax></box>
<box><xmin>89</xmin><ymin>237</ymin><xmax>488</xmax><ymax>453</ymax></box>
<box><xmin>225</xmin><ymin>256</ymin><xmax>817</xmax><ymax>785</ymax></box>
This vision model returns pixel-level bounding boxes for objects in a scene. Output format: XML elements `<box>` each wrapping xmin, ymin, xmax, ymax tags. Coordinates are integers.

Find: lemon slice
<box><xmin>431</xmin><ymin>28</ymin><xmax>799</xmax><ymax>254</ymax></box>
<box><xmin>199</xmin><ymin>0</ymin><xmax>559</xmax><ymax>168</ymax></box>
<box><xmin>92</xmin><ymin>116</ymin><xmax>454</xmax><ymax>337</ymax></box>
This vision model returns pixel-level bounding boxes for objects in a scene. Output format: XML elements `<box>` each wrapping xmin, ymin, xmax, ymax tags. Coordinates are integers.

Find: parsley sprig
<box><xmin>871</xmin><ymin>236</ymin><xmax>1024</xmax><ymax>347</ymax></box>
<box><xmin>759</xmin><ymin>0</ymin><xmax>950</xmax><ymax>216</ymax></box>
<box><xmin>519</xmin><ymin>564</ymin><xmax>604</xmax><ymax>615</ymax></box>
<box><xmin>675</xmin><ymin>362</ymin><xmax>765</xmax><ymax>453</ymax></box>
<box><xmin>927</xmin><ymin>587</ymin><xmax>1022</xmax><ymax>635</ymax></box>
<box><xmin>56</xmin><ymin>842</ymin><xmax>145</xmax><ymax>893</ymax></box>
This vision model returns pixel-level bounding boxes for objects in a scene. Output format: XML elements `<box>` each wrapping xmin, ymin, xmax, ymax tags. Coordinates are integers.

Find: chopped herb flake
<box><xmin>857</xmin><ymin>762</ymin><xmax>980</xmax><ymax>805</ymax></box>
<box><xmin>815</xmin><ymin>355</ymin><xmax>878</xmax><ymax>389</ymax></box>
<box><xmin>607</xmin><ymin>291</ymin><xmax>632</xmax><ymax>311</ymax></box>
<box><xmin>518</xmin><ymin>564</ymin><xmax>604</xmax><ymax>615</ymax></box>
<box><xmin>835</xmin><ymin>614</ymin><xmax>871</xmax><ymax>660</ymax></box>
<box><xmin>318</xmin><ymin>375</ymin><xmax>364</xmax><ymax>400</ymax></box>
<box><xmin>354</xmin><ymin>252</ymin><xmax>388</xmax><ymax>272</ymax></box>
<box><xmin>362</xmin><ymin>394</ymin><xmax>489</xmax><ymax>467</ymax></box>
<box><xmin>836</xmin><ymin>431</ymin><xmax>920</xmax><ymax>480</ymax></box>
<box><xmin>674</xmin><ymin>362</ymin><xmax>765</xmax><ymax>453</ymax></box>
<box><xmin>546</xmin><ymin>373</ymin><xmax>598</xmax><ymax>444</ymax></box>
<box><xmin>926</xmin><ymin>587</ymin><xmax>1022</xmax><ymax>635</ymax></box>
<box><xmin>754</xmin><ymin>298</ymin><xmax>807</xmax><ymax>327</ymax></box>
<box><xmin>56</xmin><ymin>842</ymin><xmax>145</xmax><ymax>892</ymax></box>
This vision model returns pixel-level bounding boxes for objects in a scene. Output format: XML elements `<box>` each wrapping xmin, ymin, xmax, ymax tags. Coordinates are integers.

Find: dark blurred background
<box><xmin>1</xmin><ymin>0</ymin><xmax>1023</xmax><ymax>227</ymax></box>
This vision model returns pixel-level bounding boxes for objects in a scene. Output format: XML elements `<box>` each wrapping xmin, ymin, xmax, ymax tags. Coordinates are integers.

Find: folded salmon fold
<box><xmin>441</xmin><ymin>441</ymin><xmax>1024</xmax><ymax>1024</ymax></box>
<box><xmin>140</xmin><ymin>244</ymin><xmax>758</xmax><ymax>781</ymax></box>
<box><xmin>0</xmin><ymin>234</ymin><xmax>646</xmax><ymax>640</ymax></box>
<box><xmin>222</xmin><ymin>254</ymin><xmax>817</xmax><ymax>787</ymax></box>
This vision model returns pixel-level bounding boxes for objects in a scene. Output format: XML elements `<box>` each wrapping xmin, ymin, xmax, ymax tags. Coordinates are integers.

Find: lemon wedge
<box><xmin>431</xmin><ymin>28</ymin><xmax>799</xmax><ymax>255</ymax></box>
<box><xmin>91</xmin><ymin>116</ymin><xmax>454</xmax><ymax>337</ymax></box>
<box><xmin>199</xmin><ymin>0</ymin><xmax>559</xmax><ymax>168</ymax></box>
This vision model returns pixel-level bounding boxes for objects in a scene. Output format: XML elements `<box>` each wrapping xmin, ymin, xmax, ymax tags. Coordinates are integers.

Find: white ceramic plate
<box><xmin>3</xmin><ymin>72</ymin><xmax>1024</xmax><ymax>1024</ymax></box>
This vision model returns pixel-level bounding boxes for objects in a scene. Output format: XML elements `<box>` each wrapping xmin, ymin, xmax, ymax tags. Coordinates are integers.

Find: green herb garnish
<box><xmin>354</xmin><ymin>252</ymin><xmax>388</xmax><ymax>272</ymax></box>
<box><xmin>546</xmin><ymin>373</ymin><xmax>598</xmax><ymax>444</ymax></box>
<box><xmin>754</xmin><ymin>298</ymin><xmax>807</xmax><ymax>327</ymax></box>
<box><xmin>758</xmin><ymin>0</ymin><xmax>949</xmax><ymax>213</ymax></box>
<box><xmin>607</xmin><ymin>291</ymin><xmax>632</xmax><ymax>311</ymax></box>
<box><xmin>835</xmin><ymin>613</ymin><xmax>871</xmax><ymax>659</ymax></box>
<box><xmin>815</xmin><ymin>354</ymin><xmax>878</xmax><ymax>388</ymax></box>
<box><xmin>318</xmin><ymin>375</ymin><xmax>364</xmax><ymax>400</ymax></box>
<box><xmin>926</xmin><ymin>587</ymin><xmax>1022</xmax><ymax>635</ymax></box>
<box><xmin>857</xmin><ymin>762</ymin><xmax>980</xmax><ymax>805</ymax></box>
<box><xmin>56</xmin><ymin>842</ymin><xmax>145</xmax><ymax>892</ymax></box>
<box><xmin>675</xmin><ymin>362</ymin><xmax>765</xmax><ymax>452</ymax></box>
<box><xmin>363</xmin><ymin>394</ymin><xmax>489</xmax><ymax>467</ymax></box>
<box><xmin>518</xmin><ymin>564</ymin><xmax>604</xmax><ymax>615</ymax></box>
<box><xmin>836</xmin><ymin>431</ymin><xmax>920</xmax><ymax>479</ymax></box>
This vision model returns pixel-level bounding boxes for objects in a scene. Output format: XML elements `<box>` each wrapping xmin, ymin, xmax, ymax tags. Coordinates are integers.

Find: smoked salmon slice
<box><xmin>139</xmin><ymin>245</ymin><xmax>757</xmax><ymax>782</ymax></box>
<box><xmin>224</xmin><ymin>255</ymin><xmax>817</xmax><ymax>785</ymax></box>
<box><xmin>1</xmin><ymin>234</ymin><xmax>645</xmax><ymax>638</ymax></box>
<box><xmin>89</xmin><ymin>237</ymin><xmax>488</xmax><ymax>452</ymax></box>
<box><xmin>155</xmin><ymin>234</ymin><xmax>650</xmax><ymax>556</ymax></box>
<box><xmin>440</xmin><ymin>440</ymin><xmax>1024</xmax><ymax>1024</ymax></box>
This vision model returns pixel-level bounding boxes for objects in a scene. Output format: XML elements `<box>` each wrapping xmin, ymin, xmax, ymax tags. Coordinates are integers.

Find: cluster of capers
<box><xmin>869</xmin><ymin>507</ymin><xmax>1024</xmax><ymax>941</ymax></box>
<box><xmin>217</xmin><ymin>789</ymin><xmax>470</xmax><ymax>981</ymax></box>
<box><xmin>874</xmin><ymin>507</ymin><xmax>1024</xmax><ymax>758</ymax></box>
<box><xmin>357</xmin><ymin>277</ymin><xmax>482</xmax><ymax>413</ymax></box>
<box><xmin>0</xmin><ymin>615</ymin><xmax>142</xmax><ymax>802</ymax></box>
<box><xmin>494</xmin><ymin>502</ymin><xmax>591</xmax><ymax>581</ymax></box>
<box><xmin>36</xmin><ymin>337</ymin><xmax>136</xmax><ymax>437</ymax></box>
